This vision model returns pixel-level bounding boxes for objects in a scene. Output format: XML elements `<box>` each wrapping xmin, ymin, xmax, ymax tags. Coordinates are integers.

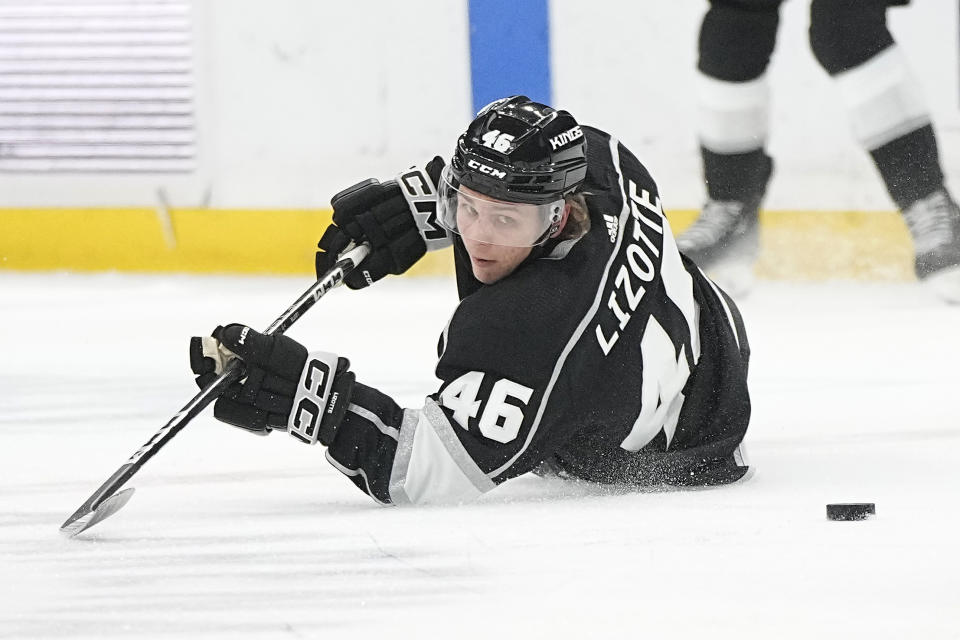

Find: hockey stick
<box><xmin>60</xmin><ymin>243</ymin><xmax>372</xmax><ymax>538</ymax></box>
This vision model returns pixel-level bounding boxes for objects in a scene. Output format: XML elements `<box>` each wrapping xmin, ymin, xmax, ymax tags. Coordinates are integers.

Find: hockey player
<box><xmin>678</xmin><ymin>0</ymin><xmax>960</xmax><ymax>301</ymax></box>
<box><xmin>189</xmin><ymin>96</ymin><xmax>752</xmax><ymax>505</ymax></box>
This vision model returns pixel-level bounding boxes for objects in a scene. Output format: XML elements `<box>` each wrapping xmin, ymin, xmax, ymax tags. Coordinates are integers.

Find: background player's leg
<box><xmin>810</xmin><ymin>0</ymin><xmax>960</xmax><ymax>302</ymax></box>
<box><xmin>677</xmin><ymin>0</ymin><xmax>782</xmax><ymax>297</ymax></box>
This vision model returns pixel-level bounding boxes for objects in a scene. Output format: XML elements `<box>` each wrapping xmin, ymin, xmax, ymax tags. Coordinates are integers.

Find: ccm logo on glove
<box><xmin>189</xmin><ymin>324</ymin><xmax>355</xmax><ymax>444</ymax></box>
<box><xmin>290</xmin><ymin>358</ymin><xmax>333</xmax><ymax>444</ymax></box>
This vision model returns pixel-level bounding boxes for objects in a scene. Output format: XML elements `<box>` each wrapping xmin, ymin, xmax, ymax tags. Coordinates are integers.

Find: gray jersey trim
<box><xmin>346</xmin><ymin>403</ymin><xmax>399</xmax><ymax>441</ymax></box>
<box><xmin>389</xmin><ymin>399</ymin><xmax>495</xmax><ymax>504</ymax></box>
<box><xmin>387</xmin><ymin>409</ymin><xmax>422</xmax><ymax>503</ymax></box>
<box><xmin>488</xmin><ymin>135</ymin><xmax>632</xmax><ymax>479</ymax></box>
<box><xmin>324</xmin><ymin>450</ymin><xmax>389</xmax><ymax>506</ymax></box>
<box><xmin>542</xmin><ymin>237</ymin><xmax>582</xmax><ymax>260</ymax></box>
<box><xmin>422</xmin><ymin>399</ymin><xmax>495</xmax><ymax>493</ymax></box>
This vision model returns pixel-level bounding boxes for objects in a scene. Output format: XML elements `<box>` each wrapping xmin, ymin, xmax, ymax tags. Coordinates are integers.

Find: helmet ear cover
<box><xmin>548</xmin><ymin>207</ymin><xmax>564</xmax><ymax>236</ymax></box>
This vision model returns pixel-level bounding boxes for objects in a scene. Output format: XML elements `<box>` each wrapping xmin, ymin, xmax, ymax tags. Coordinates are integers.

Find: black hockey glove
<box><xmin>189</xmin><ymin>324</ymin><xmax>355</xmax><ymax>445</ymax></box>
<box><xmin>315</xmin><ymin>156</ymin><xmax>448</xmax><ymax>289</ymax></box>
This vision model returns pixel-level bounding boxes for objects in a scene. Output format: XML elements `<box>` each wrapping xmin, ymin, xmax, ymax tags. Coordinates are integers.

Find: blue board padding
<box><xmin>468</xmin><ymin>0</ymin><xmax>552</xmax><ymax>115</ymax></box>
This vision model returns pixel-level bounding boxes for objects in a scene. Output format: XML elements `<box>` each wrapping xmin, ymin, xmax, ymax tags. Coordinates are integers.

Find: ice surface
<box><xmin>1</xmin><ymin>273</ymin><xmax>958</xmax><ymax>639</ymax></box>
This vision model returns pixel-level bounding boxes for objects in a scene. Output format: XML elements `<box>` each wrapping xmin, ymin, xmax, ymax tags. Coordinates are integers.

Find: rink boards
<box><xmin>0</xmin><ymin>207</ymin><xmax>916</xmax><ymax>280</ymax></box>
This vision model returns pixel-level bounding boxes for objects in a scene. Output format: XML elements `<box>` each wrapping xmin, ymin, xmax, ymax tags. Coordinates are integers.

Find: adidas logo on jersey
<box><xmin>603</xmin><ymin>214</ymin><xmax>619</xmax><ymax>243</ymax></box>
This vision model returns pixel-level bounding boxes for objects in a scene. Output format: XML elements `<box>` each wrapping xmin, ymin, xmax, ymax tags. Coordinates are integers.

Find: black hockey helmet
<box><xmin>448</xmin><ymin>95</ymin><xmax>588</xmax><ymax>205</ymax></box>
<box><xmin>437</xmin><ymin>96</ymin><xmax>588</xmax><ymax>247</ymax></box>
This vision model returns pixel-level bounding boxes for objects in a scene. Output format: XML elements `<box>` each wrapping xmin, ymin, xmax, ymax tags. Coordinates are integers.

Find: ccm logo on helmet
<box><xmin>467</xmin><ymin>159</ymin><xmax>507</xmax><ymax>180</ymax></box>
<box><xmin>549</xmin><ymin>125</ymin><xmax>583</xmax><ymax>151</ymax></box>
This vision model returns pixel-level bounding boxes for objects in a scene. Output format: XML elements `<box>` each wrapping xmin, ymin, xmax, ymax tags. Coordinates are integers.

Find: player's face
<box><xmin>455</xmin><ymin>186</ymin><xmax>549</xmax><ymax>248</ymax></box>
<box><xmin>456</xmin><ymin>187</ymin><xmax>539</xmax><ymax>283</ymax></box>
<box><xmin>461</xmin><ymin>235</ymin><xmax>533</xmax><ymax>284</ymax></box>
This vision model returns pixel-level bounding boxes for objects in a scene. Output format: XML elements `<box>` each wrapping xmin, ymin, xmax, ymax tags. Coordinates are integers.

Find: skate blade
<box><xmin>924</xmin><ymin>265</ymin><xmax>960</xmax><ymax>304</ymax></box>
<box><xmin>60</xmin><ymin>488</ymin><xmax>135</xmax><ymax>538</ymax></box>
<box><xmin>707</xmin><ymin>261</ymin><xmax>756</xmax><ymax>299</ymax></box>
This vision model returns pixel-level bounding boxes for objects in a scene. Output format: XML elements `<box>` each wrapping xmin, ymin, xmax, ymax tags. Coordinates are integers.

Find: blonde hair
<box><xmin>556</xmin><ymin>193</ymin><xmax>591</xmax><ymax>241</ymax></box>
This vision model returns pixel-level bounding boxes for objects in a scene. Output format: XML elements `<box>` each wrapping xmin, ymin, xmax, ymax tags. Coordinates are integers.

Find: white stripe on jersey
<box><xmin>658</xmin><ymin>208</ymin><xmax>701</xmax><ymax>364</ymax></box>
<box><xmin>439</xmin><ymin>313</ymin><xmax>453</xmax><ymax>359</ymax></box>
<box><xmin>324</xmin><ymin>450</ymin><xmax>389</xmax><ymax>506</ymax></box>
<box><xmin>346</xmin><ymin>403</ymin><xmax>399</xmax><ymax>441</ymax></box>
<box><xmin>733</xmin><ymin>442</ymin><xmax>749</xmax><ymax>467</ymax></box>
<box><xmin>700</xmin><ymin>267</ymin><xmax>741</xmax><ymax>351</ymax></box>
<box><xmin>389</xmin><ymin>399</ymin><xmax>496</xmax><ymax>505</ymax></box>
<box><xmin>543</xmin><ymin>236</ymin><xmax>582</xmax><ymax>260</ymax></box>
<box><xmin>487</xmin><ymin>135</ymin><xmax>633</xmax><ymax>480</ymax></box>
<box><xmin>731</xmin><ymin>444</ymin><xmax>755</xmax><ymax>484</ymax></box>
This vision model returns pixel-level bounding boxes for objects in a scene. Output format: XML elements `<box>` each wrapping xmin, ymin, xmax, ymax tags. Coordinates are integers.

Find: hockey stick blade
<box><xmin>60</xmin><ymin>243</ymin><xmax>371</xmax><ymax>538</ymax></box>
<box><xmin>60</xmin><ymin>488</ymin><xmax>135</xmax><ymax>538</ymax></box>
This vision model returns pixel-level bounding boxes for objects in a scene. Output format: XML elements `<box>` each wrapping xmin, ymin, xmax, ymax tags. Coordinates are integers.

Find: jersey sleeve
<box><xmin>323</xmin><ymin>381</ymin><xmax>497</xmax><ymax>506</ymax></box>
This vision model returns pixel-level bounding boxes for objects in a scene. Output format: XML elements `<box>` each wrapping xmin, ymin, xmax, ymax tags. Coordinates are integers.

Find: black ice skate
<box><xmin>903</xmin><ymin>188</ymin><xmax>960</xmax><ymax>303</ymax></box>
<box><xmin>676</xmin><ymin>198</ymin><xmax>760</xmax><ymax>297</ymax></box>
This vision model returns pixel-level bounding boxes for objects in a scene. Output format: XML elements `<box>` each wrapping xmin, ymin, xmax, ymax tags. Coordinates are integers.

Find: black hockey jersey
<box><xmin>324</xmin><ymin>126</ymin><xmax>751</xmax><ymax>505</ymax></box>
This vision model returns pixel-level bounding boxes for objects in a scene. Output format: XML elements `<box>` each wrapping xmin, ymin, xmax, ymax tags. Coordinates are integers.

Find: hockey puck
<box><xmin>826</xmin><ymin>503</ymin><xmax>875</xmax><ymax>521</ymax></box>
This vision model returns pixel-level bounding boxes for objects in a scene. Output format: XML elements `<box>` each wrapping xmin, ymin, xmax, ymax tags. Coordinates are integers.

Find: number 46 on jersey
<box><xmin>440</xmin><ymin>371</ymin><xmax>533</xmax><ymax>444</ymax></box>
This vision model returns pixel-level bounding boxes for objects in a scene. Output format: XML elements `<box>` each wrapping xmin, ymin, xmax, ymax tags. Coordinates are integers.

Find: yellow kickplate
<box><xmin>0</xmin><ymin>207</ymin><xmax>913</xmax><ymax>279</ymax></box>
<box><xmin>670</xmin><ymin>209</ymin><xmax>914</xmax><ymax>281</ymax></box>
